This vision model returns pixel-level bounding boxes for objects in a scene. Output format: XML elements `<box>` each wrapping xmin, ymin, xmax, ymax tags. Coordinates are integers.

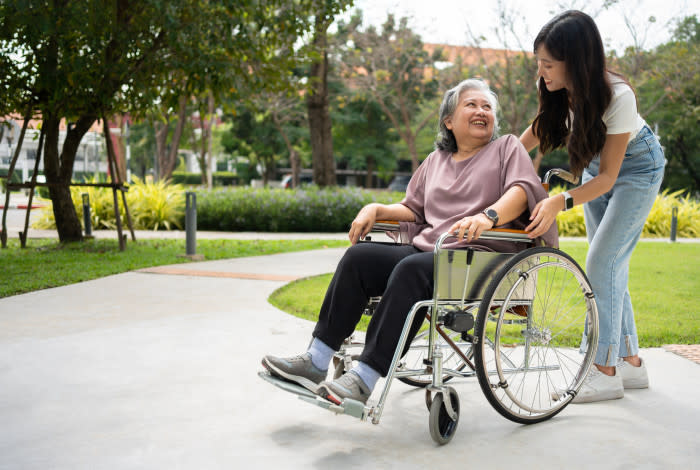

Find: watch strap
<box><xmin>562</xmin><ymin>191</ymin><xmax>574</xmax><ymax>211</ymax></box>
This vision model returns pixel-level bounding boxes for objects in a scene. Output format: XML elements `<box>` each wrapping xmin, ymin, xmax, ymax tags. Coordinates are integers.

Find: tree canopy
<box><xmin>0</xmin><ymin>0</ymin><xmax>336</xmax><ymax>241</ymax></box>
<box><xmin>638</xmin><ymin>16</ymin><xmax>700</xmax><ymax>192</ymax></box>
<box><xmin>335</xmin><ymin>12</ymin><xmax>448</xmax><ymax>171</ymax></box>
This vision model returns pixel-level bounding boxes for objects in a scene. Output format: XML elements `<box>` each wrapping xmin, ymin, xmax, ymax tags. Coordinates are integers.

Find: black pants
<box><xmin>312</xmin><ymin>242</ymin><xmax>434</xmax><ymax>376</ymax></box>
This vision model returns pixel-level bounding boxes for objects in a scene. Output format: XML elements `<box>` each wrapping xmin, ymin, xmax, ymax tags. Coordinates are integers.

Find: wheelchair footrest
<box><xmin>258</xmin><ymin>370</ymin><xmax>317</xmax><ymax>399</ymax></box>
<box><xmin>298</xmin><ymin>395</ymin><xmax>368</xmax><ymax>420</ymax></box>
<box><xmin>258</xmin><ymin>371</ymin><xmax>369</xmax><ymax>420</ymax></box>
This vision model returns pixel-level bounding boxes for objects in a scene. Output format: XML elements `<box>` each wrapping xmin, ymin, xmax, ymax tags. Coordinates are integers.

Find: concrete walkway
<box><xmin>2</xmin><ymin>241</ymin><xmax>700</xmax><ymax>469</ymax></box>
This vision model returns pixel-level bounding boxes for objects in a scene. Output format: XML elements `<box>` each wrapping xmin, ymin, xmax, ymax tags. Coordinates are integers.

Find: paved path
<box><xmin>2</xmin><ymin>244</ymin><xmax>700</xmax><ymax>469</ymax></box>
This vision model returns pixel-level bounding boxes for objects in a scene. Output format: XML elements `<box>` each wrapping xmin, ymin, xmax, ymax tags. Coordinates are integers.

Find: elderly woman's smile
<box><xmin>443</xmin><ymin>89</ymin><xmax>496</xmax><ymax>159</ymax></box>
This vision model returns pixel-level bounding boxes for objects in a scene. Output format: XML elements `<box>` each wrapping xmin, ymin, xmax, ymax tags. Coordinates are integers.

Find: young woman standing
<box><xmin>521</xmin><ymin>10</ymin><xmax>665</xmax><ymax>403</ymax></box>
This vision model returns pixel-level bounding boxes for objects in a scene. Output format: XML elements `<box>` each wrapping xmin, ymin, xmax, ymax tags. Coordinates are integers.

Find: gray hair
<box><xmin>435</xmin><ymin>78</ymin><xmax>500</xmax><ymax>153</ymax></box>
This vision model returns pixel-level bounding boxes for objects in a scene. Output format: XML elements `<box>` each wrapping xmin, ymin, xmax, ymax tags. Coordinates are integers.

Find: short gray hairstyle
<box><xmin>435</xmin><ymin>78</ymin><xmax>500</xmax><ymax>153</ymax></box>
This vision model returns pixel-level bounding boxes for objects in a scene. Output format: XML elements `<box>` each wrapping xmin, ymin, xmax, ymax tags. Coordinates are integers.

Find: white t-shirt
<box><xmin>602</xmin><ymin>73</ymin><xmax>647</xmax><ymax>142</ymax></box>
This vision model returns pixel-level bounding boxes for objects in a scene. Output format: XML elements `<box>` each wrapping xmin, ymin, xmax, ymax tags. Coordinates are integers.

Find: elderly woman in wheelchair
<box><xmin>261</xmin><ymin>78</ymin><xmax>598</xmax><ymax>444</ymax></box>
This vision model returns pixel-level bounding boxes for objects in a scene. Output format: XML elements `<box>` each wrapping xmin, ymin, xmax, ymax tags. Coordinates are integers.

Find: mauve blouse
<box><xmin>399</xmin><ymin>134</ymin><xmax>558</xmax><ymax>252</ymax></box>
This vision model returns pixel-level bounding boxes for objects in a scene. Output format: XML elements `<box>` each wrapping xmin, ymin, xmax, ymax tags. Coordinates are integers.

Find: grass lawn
<box><xmin>0</xmin><ymin>238</ymin><xmax>349</xmax><ymax>298</ymax></box>
<box><xmin>269</xmin><ymin>241</ymin><xmax>700</xmax><ymax>347</ymax></box>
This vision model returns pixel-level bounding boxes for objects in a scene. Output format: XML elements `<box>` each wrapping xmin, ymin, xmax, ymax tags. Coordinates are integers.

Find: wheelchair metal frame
<box><xmin>328</xmin><ymin>228</ymin><xmax>599</xmax><ymax>444</ymax></box>
<box><xmin>261</xmin><ymin>168</ymin><xmax>599</xmax><ymax>444</ymax></box>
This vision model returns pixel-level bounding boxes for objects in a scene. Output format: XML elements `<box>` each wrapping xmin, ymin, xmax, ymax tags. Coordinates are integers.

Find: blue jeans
<box><xmin>581</xmin><ymin>126</ymin><xmax>665</xmax><ymax>366</ymax></box>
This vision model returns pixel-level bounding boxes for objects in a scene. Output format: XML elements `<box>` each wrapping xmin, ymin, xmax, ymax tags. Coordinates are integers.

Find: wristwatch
<box><xmin>482</xmin><ymin>208</ymin><xmax>499</xmax><ymax>226</ymax></box>
<box><xmin>562</xmin><ymin>191</ymin><xmax>574</xmax><ymax>211</ymax></box>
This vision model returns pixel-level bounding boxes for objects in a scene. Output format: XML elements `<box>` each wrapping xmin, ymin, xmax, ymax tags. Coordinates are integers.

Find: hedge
<box><xmin>30</xmin><ymin>182</ymin><xmax>700</xmax><ymax>237</ymax></box>
<box><xmin>195</xmin><ymin>186</ymin><xmax>403</xmax><ymax>232</ymax></box>
<box><xmin>194</xmin><ymin>185</ymin><xmax>700</xmax><ymax>237</ymax></box>
<box><xmin>171</xmin><ymin>171</ymin><xmax>239</xmax><ymax>186</ymax></box>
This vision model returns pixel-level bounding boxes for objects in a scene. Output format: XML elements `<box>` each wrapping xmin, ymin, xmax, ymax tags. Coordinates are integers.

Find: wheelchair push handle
<box><xmin>542</xmin><ymin>168</ymin><xmax>579</xmax><ymax>191</ymax></box>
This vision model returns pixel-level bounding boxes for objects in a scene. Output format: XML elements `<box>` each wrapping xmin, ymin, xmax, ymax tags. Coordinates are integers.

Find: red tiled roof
<box><xmin>424</xmin><ymin>43</ymin><xmax>532</xmax><ymax>67</ymax></box>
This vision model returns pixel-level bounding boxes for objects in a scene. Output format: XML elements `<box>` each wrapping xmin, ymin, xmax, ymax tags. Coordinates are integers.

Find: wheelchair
<box><xmin>260</xmin><ymin>169</ymin><xmax>599</xmax><ymax>445</ymax></box>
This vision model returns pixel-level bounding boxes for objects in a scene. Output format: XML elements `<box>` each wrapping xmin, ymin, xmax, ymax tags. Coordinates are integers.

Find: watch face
<box><xmin>564</xmin><ymin>193</ymin><xmax>574</xmax><ymax>210</ymax></box>
<box><xmin>484</xmin><ymin>209</ymin><xmax>498</xmax><ymax>223</ymax></box>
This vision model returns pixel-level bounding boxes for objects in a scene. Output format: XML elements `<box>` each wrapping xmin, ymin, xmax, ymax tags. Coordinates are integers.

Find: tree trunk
<box><xmin>197</xmin><ymin>92</ymin><xmax>215</xmax><ymax>188</ymax></box>
<box><xmin>306</xmin><ymin>15</ymin><xmax>335</xmax><ymax>187</ymax></box>
<box><xmin>676</xmin><ymin>135</ymin><xmax>700</xmax><ymax>192</ymax></box>
<box><xmin>153</xmin><ymin>119</ymin><xmax>169</xmax><ymax>181</ymax></box>
<box><xmin>109</xmin><ymin>114</ymin><xmax>127</xmax><ymax>181</ymax></box>
<box><xmin>156</xmin><ymin>94</ymin><xmax>188</xmax><ymax>181</ymax></box>
<box><xmin>405</xmin><ymin>134</ymin><xmax>419</xmax><ymax>172</ymax></box>
<box><xmin>271</xmin><ymin>112</ymin><xmax>301</xmax><ymax>188</ymax></box>
<box><xmin>258</xmin><ymin>154</ymin><xmax>276</xmax><ymax>186</ymax></box>
<box><xmin>290</xmin><ymin>150</ymin><xmax>300</xmax><ymax>188</ymax></box>
<box><xmin>365</xmin><ymin>155</ymin><xmax>375</xmax><ymax>188</ymax></box>
<box><xmin>43</xmin><ymin>113</ymin><xmax>96</xmax><ymax>242</ymax></box>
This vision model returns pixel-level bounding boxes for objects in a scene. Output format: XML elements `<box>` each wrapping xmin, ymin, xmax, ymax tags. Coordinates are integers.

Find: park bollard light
<box><xmin>185</xmin><ymin>191</ymin><xmax>197</xmax><ymax>256</ymax></box>
<box><xmin>82</xmin><ymin>193</ymin><xmax>93</xmax><ymax>238</ymax></box>
<box><xmin>670</xmin><ymin>206</ymin><xmax>678</xmax><ymax>242</ymax></box>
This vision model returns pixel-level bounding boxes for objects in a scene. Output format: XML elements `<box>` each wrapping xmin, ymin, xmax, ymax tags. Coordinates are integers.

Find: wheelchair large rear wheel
<box><xmin>474</xmin><ymin>247</ymin><xmax>598</xmax><ymax>424</ymax></box>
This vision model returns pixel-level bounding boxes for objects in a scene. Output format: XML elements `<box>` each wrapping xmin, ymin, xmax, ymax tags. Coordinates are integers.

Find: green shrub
<box><xmin>549</xmin><ymin>186</ymin><xmax>700</xmax><ymax>238</ymax></box>
<box><xmin>194</xmin><ymin>185</ymin><xmax>699</xmax><ymax>235</ymax></box>
<box><xmin>126</xmin><ymin>177</ymin><xmax>185</xmax><ymax>230</ymax></box>
<box><xmin>213</xmin><ymin>172</ymin><xmax>238</xmax><ymax>186</ymax></box>
<box><xmin>643</xmin><ymin>189</ymin><xmax>700</xmax><ymax>238</ymax></box>
<box><xmin>33</xmin><ymin>176</ymin><xmax>185</xmax><ymax>231</ymax></box>
<box><xmin>171</xmin><ymin>171</ymin><xmax>202</xmax><ymax>185</ymax></box>
<box><xmin>30</xmin><ymin>182</ymin><xmax>700</xmax><ymax>236</ymax></box>
<box><xmin>0</xmin><ymin>169</ymin><xmax>22</xmax><ymax>193</ymax></box>
<box><xmin>195</xmin><ymin>186</ymin><xmax>403</xmax><ymax>232</ymax></box>
<box><xmin>171</xmin><ymin>171</ymin><xmax>239</xmax><ymax>187</ymax></box>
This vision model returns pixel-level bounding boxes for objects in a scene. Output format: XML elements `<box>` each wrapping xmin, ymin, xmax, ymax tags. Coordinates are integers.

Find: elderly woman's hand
<box><xmin>449</xmin><ymin>213</ymin><xmax>494</xmax><ymax>242</ymax></box>
<box><xmin>349</xmin><ymin>204</ymin><xmax>378</xmax><ymax>245</ymax></box>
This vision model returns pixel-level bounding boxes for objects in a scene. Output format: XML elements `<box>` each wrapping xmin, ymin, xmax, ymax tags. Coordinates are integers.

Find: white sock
<box><xmin>307</xmin><ymin>338</ymin><xmax>333</xmax><ymax>371</ymax></box>
<box><xmin>352</xmin><ymin>362</ymin><xmax>381</xmax><ymax>391</ymax></box>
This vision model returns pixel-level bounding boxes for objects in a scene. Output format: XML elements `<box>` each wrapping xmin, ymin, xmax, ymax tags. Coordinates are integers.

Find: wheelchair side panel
<box><xmin>435</xmin><ymin>249</ymin><xmax>536</xmax><ymax>303</ymax></box>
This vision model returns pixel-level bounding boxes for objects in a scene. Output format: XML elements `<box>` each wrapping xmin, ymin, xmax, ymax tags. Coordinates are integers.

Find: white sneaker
<box><xmin>617</xmin><ymin>358</ymin><xmax>649</xmax><ymax>389</ymax></box>
<box><xmin>567</xmin><ymin>367</ymin><xmax>624</xmax><ymax>403</ymax></box>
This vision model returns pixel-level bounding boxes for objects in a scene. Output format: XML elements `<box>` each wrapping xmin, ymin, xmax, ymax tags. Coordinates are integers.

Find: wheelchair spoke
<box><xmin>474</xmin><ymin>247</ymin><xmax>598</xmax><ymax>423</ymax></box>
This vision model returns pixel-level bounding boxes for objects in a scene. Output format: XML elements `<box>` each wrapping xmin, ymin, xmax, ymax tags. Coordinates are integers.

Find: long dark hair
<box><xmin>532</xmin><ymin>10</ymin><xmax>612</xmax><ymax>177</ymax></box>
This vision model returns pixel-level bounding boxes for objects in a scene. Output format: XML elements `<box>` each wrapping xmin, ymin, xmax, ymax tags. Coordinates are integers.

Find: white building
<box><xmin>0</xmin><ymin>119</ymin><xmax>108</xmax><ymax>183</ymax></box>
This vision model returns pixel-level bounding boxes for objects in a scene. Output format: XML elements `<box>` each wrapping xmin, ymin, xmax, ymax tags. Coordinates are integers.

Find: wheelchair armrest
<box><xmin>475</xmin><ymin>228</ymin><xmax>532</xmax><ymax>243</ymax></box>
<box><xmin>372</xmin><ymin>221</ymin><xmax>532</xmax><ymax>243</ymax></box>
<box><xmin>372</xmin><ymin>220</ymin><xmax>401</xmax><ymax>232</ymax></box>
<box><xmin>435</xmin><ymin>228</ymin><xmax>534</xmax><ymax>251</ymax></box>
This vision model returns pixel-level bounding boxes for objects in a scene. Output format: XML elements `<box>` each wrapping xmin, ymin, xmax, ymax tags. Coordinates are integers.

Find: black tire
<box><xmin>474</xmin><ymin>247</ymin><xmax>598</xmax><ymax>424</ymax></box>
<box><xmin>428</xmin><ymin>386</ymin><xmax>460</xmax><ymax>445</ymax></box>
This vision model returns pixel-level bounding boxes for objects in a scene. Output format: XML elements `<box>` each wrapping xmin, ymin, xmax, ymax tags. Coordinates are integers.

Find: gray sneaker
<box><xmin>262</xmin><ymin>353</ymin><xmax>327</xmax><ymax>392</ymax></box>
<box><xmin>317</xmin><ymin>371</ymin><xmax>371</xmax><ymax>405</ymax></box>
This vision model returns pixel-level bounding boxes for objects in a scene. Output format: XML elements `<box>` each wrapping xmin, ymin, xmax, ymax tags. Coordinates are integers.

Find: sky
<box><xmin>342</xmin><ymin>0</ymin><xmax>699</xmax><ymax>53</ymax></box>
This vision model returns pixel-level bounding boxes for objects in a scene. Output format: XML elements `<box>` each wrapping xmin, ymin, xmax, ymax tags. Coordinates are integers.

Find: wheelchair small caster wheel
<box><xmin>428</xmin><ymin>386</ymin><xmax>460</xmax><ymax>445</ymax></box>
